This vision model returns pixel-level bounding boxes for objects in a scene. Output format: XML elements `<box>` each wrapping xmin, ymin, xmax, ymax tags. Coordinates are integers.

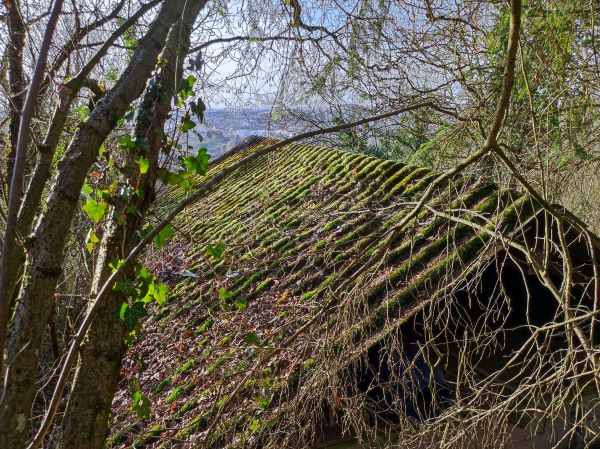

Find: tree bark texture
<box><xmin>3</xmin><ymin>0</ymin><xmax>25</xmax><ymax>182</ymax></box>
<box><xmin>0</xmin><ymin>0</ymin><xmax>64</xmax><ymax>388</ymax></box>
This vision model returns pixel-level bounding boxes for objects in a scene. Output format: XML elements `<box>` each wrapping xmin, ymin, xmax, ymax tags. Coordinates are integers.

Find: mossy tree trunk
<box><xmin>60</xmin><ymin>4</ymin><xmax>206</xmax><ymax>448</ymax></box>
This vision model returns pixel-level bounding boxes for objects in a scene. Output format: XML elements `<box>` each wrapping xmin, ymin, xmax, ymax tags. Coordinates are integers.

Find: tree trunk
<box><xmin>60</xmin><ymin>5</ymin><xmax>205</xmax><ymax>447</ymax></box>
<box><xmin>2</xmin><ymin>90</ymin><xmax>75</xmax><ymax>310</ymax></box>
<box><xmin>0</xmin><ymin>2</ymin><xmax>190</xmax><ymax>447</ymax></box>
<box><xmin>60</xmin><ymin>209</ymin><xmax>131</xmax><ymax>449</ymax></box>
<box><xmin>3</xmin><ymin>0</ymin><xmax>25</xmax><ymax>182</ymax></box>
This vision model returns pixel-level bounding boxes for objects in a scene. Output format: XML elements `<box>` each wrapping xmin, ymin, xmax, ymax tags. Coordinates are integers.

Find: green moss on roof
<box><xmin>109</xmin><ymin>137</ymin><xmax>540</xmax><ymax>449</ymax></box>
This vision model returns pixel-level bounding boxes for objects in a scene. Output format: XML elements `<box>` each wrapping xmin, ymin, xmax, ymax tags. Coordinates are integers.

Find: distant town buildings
<box><xmin>193</xmin><ymin>108</ymin><xmax>292</xmax><ymax>158</ymax></box>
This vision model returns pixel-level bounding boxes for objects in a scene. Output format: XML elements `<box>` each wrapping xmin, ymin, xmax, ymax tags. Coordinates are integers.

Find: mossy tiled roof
<box><xmin>110</xmin><ymin>137</ymin><xmax>538</xmax><ymax>449</ymax></box>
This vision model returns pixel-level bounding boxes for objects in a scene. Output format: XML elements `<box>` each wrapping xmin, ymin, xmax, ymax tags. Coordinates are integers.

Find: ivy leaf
<box><xmin>85</xmin><ymin>230</ymin><xmax>100</xmax><ymax>253</ymax></box>
<box><xmin>132</xmin><ymin>390</ymin><xmax>151</xmax><ymax>419</ymax></box>
<box><xmin>130</xmin><ymin>380</ymin><xmax>151</xmax><ymax>419</ymax></box>
<box><xmin>81</xmin><ymin>182</ymin><xmax>94</xmax><ymax>199</ymax></box>
<box><xmin>119</xmin><ymin>302</ymin><xmax>129</xmax><ymax>321</ymax></box>
<box><xmin>177</xmin><ymin>75</ymin><xmax>196</xmax><ymax>105</ymax></box>
<box><xmin>119</xmin><ymin>301</ymin><xmax>146</xmax><ymax>330</ymax></box>
<box><xmin>180</xmin><ymin>114</ymin><xmax>196</xmax><ymax>133</ymax></box>
<box><xmin>159</xmin><ymin>169</ymin><xmax>180</xmax><ymax>185</ymax></box>
<box><xmin>145</xmin><ymin>281</ymin><xmax>169</xmax><ymax>306</ymax></box>
<box><xmin>83</xmin><ymin>199</ymin><xmax>108</xmax><ymax>223</ymax></box>
<box><xmin>97</xmin><ymin>187</ymin><xmax>114</xmax><ymax>202</ymax></box>
<box><xmin>153</xmin><ymin>224</ymin><xmax>174</xmax><ymax>248</ymax></box>
<box><xmin>159</xmin><ymin>170</ymin><xmax>194</xmax><ymax>191</ymax></box>
<box><xmin>175</xmin><ymin>173</ymin><xmax>194</xmax><ymax>191</ymax></box>
<box><xmin>183</xmin><ymin>74</ymin><xmax>197</xmax><ymax>90</ymax></box>
<box><xmin>244</xmin><ymin>332</ymin><xmax>261</xmax><ymax>346</ymax></box>
<box><xmin>137</xmin><ymin>157</ymin><xmax>150</xmax><ymax>174</ymax></box>
<box><xmin>190</xmin><ymin>98</ymin><xmax>206</xmax><ymax>123</ymax></box>
<box><xmin>182</xmin><ymin>148</ymin><xmax>209</xmax><ymax>175</ymax></box>
<box><xmin>109</xmin><ymin>259</ymin><xmax>125</xmax><ymax>273</ymax></box>
<box><xmin>118</xmin><ymin>135</ymin><xmax>137</xmax><ymax>151</ymax></box>
<box><xmin>123</xmin><ymin>29</ymin><xmax>139</xmax><ymax>52</ymax></box>
<box><xmin>137</xmin><ymin>266</ymin><xmax>152</xmax><ymax>281</ymax></box>
<box><xmin>74</xmin><ymin>104</ymin><xmax>90</xmax><ymax>121</ymax></box>
<box><xmin>205</xmin><ymin>241</ymin><xmax>225</xmax><ymax>261</ymax></box>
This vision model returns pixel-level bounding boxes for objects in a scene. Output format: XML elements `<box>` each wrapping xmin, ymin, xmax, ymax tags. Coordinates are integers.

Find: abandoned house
<box><xmin>108</xmin><ymin>137</ymin><xmax>600</xmax><ymax>449</ymax></box>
